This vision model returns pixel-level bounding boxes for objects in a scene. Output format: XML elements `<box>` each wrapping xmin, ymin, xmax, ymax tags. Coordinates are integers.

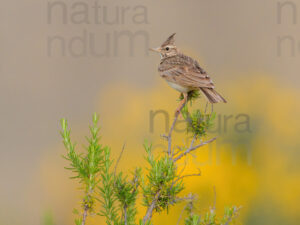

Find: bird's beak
<box><xmin>149</xmin><ymin>47</ymin><xmax>161</xmax><ymax>53</ymax></box>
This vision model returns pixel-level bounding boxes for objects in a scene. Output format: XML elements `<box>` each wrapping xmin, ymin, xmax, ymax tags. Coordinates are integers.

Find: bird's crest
<box><xmin>161</xmin><ymin>33</ymin><xmax>176</xmax><ymax>47</ymax></box>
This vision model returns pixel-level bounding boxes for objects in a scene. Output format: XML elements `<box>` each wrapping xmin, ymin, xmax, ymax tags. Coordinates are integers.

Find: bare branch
<box><xmin>81</xmin><ymin>204</ymin><xmax>88</xmax><ymax>225</ymax></box>
<box><xmin>143</xmin><ymin>96</ymin><xmax>216</xmax><ymax>224</ymax></box>
<box><xmin>172</xmin><ymin>145</ymin><xmax>184</xmax><ymax>157</ymax></box>
<box><xmin>174</xmin><ymin>193</ymin><xmax>196</xmax><ymax>204</ymax></box>
<box><xmin>114</xmin><ymin>143</ymin><xmax>126</xmax><ymax>177</ymax></box>
<box><xmin>160</xmin><ymin>134</ymin><xmax>168</xmax><ymax>140</ymax></box>
<box><xmin>176</xmin><ymin>207</ymin><xmax>185</xmax><ymax>225</ymax></box>
<box><xmin>169</xmin><ymin>159</ymin><xmax>188</xmax><ymax>192</ymax></box>
<box><xmin>131</xmin><ymin>169</ymin><xmax>140</xmax><ymax>195</ymax></box>
<box><xmin>173</xmin><ymin>169</ymin><xmax>201</xmax><ymax>185</ymax></box>
<box><xmin>189</xmin><ymin>135</ymin><xmax>197</xmax><ymax>149</ymax></box>
<box><xmin>174</xmin><ymin>137</ymin><xmax>217</xmax><ymax>162</ymax></box>
<box><xmin>143</xmin><ymin>191</ymin><xmax>160</xmax><ymax>224</ymax></box>
<box><xmin>167</xmin><ymin>101</ymin><xmax>187</xmax><ymax>156</ymax></box>
<box><xmin>124</xmin><ymin>205</ymin><xmax>128</xmax><ymax>225</ymax></box>
<box><xmin>176</xmin><ymin>193</ymin><xmax>197</xmax><ymax>225</ymax></box>
<box><xmin>178</xmin><ymin>159</ymin><xmax>187</xmax><ymax>177</ymax></box>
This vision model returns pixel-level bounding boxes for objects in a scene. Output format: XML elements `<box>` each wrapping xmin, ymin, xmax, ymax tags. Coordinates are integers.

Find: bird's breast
<box><xmin>166</xmin><ymin>81</ymin><xmax>191</xmax><ymax>93</ymax></box>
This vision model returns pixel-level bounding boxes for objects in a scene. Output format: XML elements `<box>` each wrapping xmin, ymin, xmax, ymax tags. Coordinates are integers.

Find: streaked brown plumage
<box><xmin>150</xmin><ymin>33</ymin><xmax>226</xmax><ymax>113</ymax></box>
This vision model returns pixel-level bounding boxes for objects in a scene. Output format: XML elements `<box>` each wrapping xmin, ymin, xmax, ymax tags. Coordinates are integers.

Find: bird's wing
<box><xmin>158</xmin><ymin>55</ymin><xmax>215</xmax><ymax>88</ymax></box>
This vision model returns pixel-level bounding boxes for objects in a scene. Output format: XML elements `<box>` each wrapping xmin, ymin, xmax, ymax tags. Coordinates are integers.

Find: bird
<box><xmin>149</xmin><ymin>33</ymin><xmax>226</xmax><ymax>114</ymax></box>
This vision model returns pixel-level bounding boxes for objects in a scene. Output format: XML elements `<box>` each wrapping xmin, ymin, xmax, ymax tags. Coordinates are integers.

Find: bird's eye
<box><xmin>165</xmin><ymin>47</ymin><xmax>169</xmax><ymax>51</ymax></box>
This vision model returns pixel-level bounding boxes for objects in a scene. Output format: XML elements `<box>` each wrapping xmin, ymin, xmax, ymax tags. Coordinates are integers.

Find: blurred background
<box><xmin>1</xmin><ymin>0</ymin><xmax>300</xmax><ymax>224</ymax></box>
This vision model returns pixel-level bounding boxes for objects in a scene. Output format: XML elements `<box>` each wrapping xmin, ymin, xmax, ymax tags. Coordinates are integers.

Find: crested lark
<box><xmin>150</xmin><ymin>33</ymin><xmax>226</xmax><ymax>114</ymax></box>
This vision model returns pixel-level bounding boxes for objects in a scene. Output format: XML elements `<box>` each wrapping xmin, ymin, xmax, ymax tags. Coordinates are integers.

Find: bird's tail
<box><xmin>200</xmin><ymin>87</ymin><xmax>227</xmax><ymax>103</ymax></box>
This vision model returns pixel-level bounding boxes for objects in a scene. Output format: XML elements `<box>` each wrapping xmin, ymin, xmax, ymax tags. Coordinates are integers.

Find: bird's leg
<box><xmin>175</xmin><ymin>93</ymin><xmax>188</xmax><ymax>116</ymax></box>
